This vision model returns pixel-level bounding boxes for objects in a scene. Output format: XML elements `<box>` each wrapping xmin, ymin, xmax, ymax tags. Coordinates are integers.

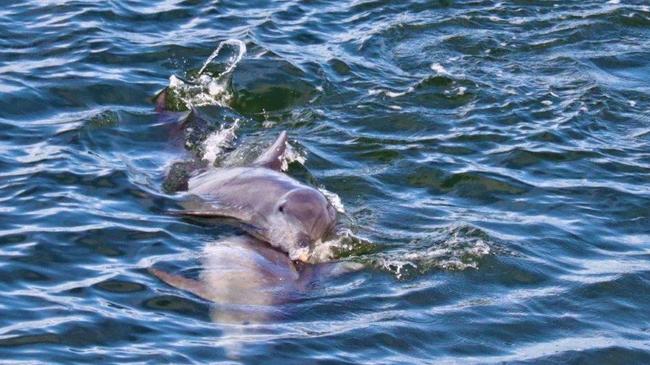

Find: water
<box><xmin>1</xmin><ymin>0</ymin><xmax>650</xmax><ymax>363</ymax></box>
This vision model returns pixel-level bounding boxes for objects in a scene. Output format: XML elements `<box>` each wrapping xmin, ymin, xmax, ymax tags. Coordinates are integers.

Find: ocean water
<box><xmin>1</xmin><ymin>0</ymin><xmax>650</xmax><ymax>363</ymax></box>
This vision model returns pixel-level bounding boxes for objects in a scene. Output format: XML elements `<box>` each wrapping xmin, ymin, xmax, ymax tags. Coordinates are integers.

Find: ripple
<box><xmin>364</xmin><ymin>224</ymin><xmax>504</xmax><ymax>279</ymax></box>
<box><xmin>2</xmin><ymin>0</ymin><xmax>650</xmax><ymax>362</ymax></box>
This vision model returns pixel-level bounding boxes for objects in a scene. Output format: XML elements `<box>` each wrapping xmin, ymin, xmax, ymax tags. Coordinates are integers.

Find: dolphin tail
<box><xmin>252</xmin><ymin>131</ymin><xmax>288</xmax><ymax>171</ymax></box>
<box><xmin>149</xmin><ymin>267</ymin><xmax>212</xmax><ymax>301</ymax></box>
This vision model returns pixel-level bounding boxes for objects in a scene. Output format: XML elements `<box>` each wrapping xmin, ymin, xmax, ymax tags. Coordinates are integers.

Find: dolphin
<box><xmin>154</xmin><ymin>96</ymin><xmax>240</xmax><ymax>193</ymax></box>
<box><xmin>150</xmin><ymin>235</ymin><xmax>300</xmax><ymax>323</ymax></box>
<box><xmin>150</xmin><ymin>235</ymin><xmax>359</xmax><ymax>321</ymax></box>
<box><xmin>154</xmin><ymin>86</ymin><xmax>338</xmax><ymax>260</ymax></box>
<box><xmin>150</xmin><ymin>89</ymin><xmax>363</xmax><ymax>339</ymax></box>
<box><xmin>176</xmin><ymin>130</ymin><xmax>337</xmax><ymax>262</ymax></box>
<box><xmin>149</xmin><ymin>234</ymin><xmax>360</xmax><ymax>358</ymax></box>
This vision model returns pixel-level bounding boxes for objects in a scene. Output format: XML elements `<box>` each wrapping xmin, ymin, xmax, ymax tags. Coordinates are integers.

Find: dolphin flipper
<box><xmin>252</xmin><ymin>131</ymin><xmax>288</xmax><ymax>171</ymax></box>
<box><xmin>170</xmin><ymin>203</ymin><xmax>272</xmax><ymax>242</ymax></box>
<box><xmin>170</xmin><ymin>194</ymin><xmax>255</xmax><ymax>222</ymax></box>
<box><xmin>149</xmin><ymin>267</ymin><xmax>212</xmax><ymax>301</ymax></box>
<box><xmin>169</xmin><ymin>208</ymin><xmax>251</xmax><ymax>223</ymax></box>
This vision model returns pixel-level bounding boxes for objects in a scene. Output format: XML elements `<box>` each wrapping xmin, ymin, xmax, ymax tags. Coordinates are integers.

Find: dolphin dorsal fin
<box><xmin>252</xmin><ymin>131</ymin><xmax>288</xmax><ymax>171</ymax></box>
<box><xmin>154</xmin><ymin>87</ymin><xmax>169</xmax><ymax>112</ymax></box>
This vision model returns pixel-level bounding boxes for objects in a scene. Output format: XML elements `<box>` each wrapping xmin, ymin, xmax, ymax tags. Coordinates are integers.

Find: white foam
<box><xmin>202</xmin><ymin>119</ymin><xmax>240</xmax><ymax>165</ymax></box>
<box><xmin>280</xmin><ymin>141</ymin><xmax>306</xmax><ymax>171</ymax></box>
<box><xmin>368</xmin><ymin>88</ymin><xmax>410</xmax><ymax>98</ymax></box>
<box><xmin>370</xmin><ymin>225</ymin><xmax>495</xmax><ymax>279</ymax></box>
<box><xmin>319</xmin><ymin>188</ymin><xmax>345</xmax><ymax>213</ymax></box>
<box><xmin>168</xmin><ymin>74</ymin><xmax>184</xmax><ymax>88</ymax></box>
<box><xmin>430</xmin><ymin>63</ymin><xmax>450</xmax><ymax>75</ymax></box>
<box><xmin>309</xmin><ymin>229</ymin><xmax>357</xmax><ymax>263</ymax></box>
<box><xmin>166</xmin><ymin>39</ymin><xmax>246</xmax><ymax>110</ymax></box>
<box><xmin>375</xmin><ymin>257</ymin><xmax>417</xmax><ymax>280</ymax></box>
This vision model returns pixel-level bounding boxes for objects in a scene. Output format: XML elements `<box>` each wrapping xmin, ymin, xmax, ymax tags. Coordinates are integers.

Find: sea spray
<box><xmin>164</xmin><ymin>39</ymin><xmax>247</xmax><ymax>110</ymax></box>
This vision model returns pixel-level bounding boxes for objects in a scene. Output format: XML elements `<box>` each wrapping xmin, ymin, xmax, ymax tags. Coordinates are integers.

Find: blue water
<box><xmin>1</xmin><ymin>0</ymin><xmax>650</xmax><ymax>363</ymax></box>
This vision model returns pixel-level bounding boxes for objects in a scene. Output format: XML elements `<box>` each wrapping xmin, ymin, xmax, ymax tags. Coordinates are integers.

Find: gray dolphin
<box><xmin>150</xmin><ymin>235</ymin><xmax>300</xmax><ymax>323</ymax></box>
<box><xmin>154</xmin><ymin>87</ymin><xmax>337</xmax><ymax>260</ymax></box>
<box><xmin>149</xmin><ymin>234</ymin><xmax>360</xmax><ymax>358</ymax></box>
<box><xmin>148</xmin><ymin>234</ymin><xmax>360</xmax><ymax>362</ymax></box>
<box><xmin>150</xmin><ymin>89</ymin><xmax>363</xmax><ymax>341</ymax></box>
<box><xmin>177</xmin><ymin>130</ymin><xmax>337</xmax><ymax>262</ymax></box>
<box><xmin>150</xmin><ymin>235</ymin><xmax>359</xmax><ymax>321</ymax></box>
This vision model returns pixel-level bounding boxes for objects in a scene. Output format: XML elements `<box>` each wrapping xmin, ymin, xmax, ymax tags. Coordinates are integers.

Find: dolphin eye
<box><xmin>278</xmin><ymin>205</ymin><xmax>284</xmax><ymax>213</ymax></box>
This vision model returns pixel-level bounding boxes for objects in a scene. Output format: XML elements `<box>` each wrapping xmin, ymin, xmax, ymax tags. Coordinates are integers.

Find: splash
<box><xmin>201</xmin><ymin>119</ymin><xmax>240</xmax><ymax>165</ymax></box>
<box><xmin>164</xmin><ymin>39</ymin><xmax>247</xmax><ymax>110</ymax></box>
<box><xmin>430</xmin><ymin>62</ymin><xmax>450</xmax><ymax>75</ymax></box>
<box><xmin>309</xmin><ymin>229</ymin><xmax>375</xmax><ymax>264</ymax></box>
<box><xmin>367</xmin><ymin>224</ymin><xmax>497</xmax><ymax>280</ymax></box>
<box><xmin>197</xmin><ymin>39</ymin><xmax>247</xmax><ymax>76</ymax></box>
<box><xmin>280</xmin><ymin>141</ymin><xmax>306</xmax><ymax>171</ymax></box>
<box><xmin>319</xmin><ymin>187</ymin><xmax>345</xmax><ymax>213</ymax></box>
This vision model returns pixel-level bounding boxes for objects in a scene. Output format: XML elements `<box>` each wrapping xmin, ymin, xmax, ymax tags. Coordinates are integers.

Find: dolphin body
<box><xmin>150</xmin><ymin>235</ymin><xmax>347</xmax><ymax>323</ymax></box>
<box><xmin>149</xmin><ymin>234</ymin><xmax>356</xmax><ymax>358</ymax></box>
<box><xmin>150</xmin><ymin>235</ymin><xmax>301</xmax><ymax>324</ymax></box>
<box><xmin>179</xmin><ymin>129</ymin><xmax>337</xmax><ymax>262</ymax></box>
<box><xmin>150</xmin><ymin>88</ymin><xmax>359</xmax><ymax>333</ymax></box>
<box><xmin>154</xmin><ymin>87</ymin><xmax>338</xmax><ymax>260</ymax></box>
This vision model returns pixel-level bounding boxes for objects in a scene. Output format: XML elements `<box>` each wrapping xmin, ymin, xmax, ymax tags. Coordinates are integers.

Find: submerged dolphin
<box><xmin>150</xmin><ymin>235</ymin><xmax>300</xmax><ymax>323</ymax></box>
<box><xmin>149</xmin><ymin>234</ymin><xmax>360</xmax><ymax>361</ymax></box>
<box><xmin>150</xmin><ymin>235</ymin><xmax>358</xmax><ymax>321</ymax></box>
<box><xmin>149</xmin><ymin>234</ymin><xmax>360</xmax><ymax>358</ymax></box>
<box><xmin>177</xmin><ymin>130</ymin><xmax>337</xmax><ymax>262</ymax></box>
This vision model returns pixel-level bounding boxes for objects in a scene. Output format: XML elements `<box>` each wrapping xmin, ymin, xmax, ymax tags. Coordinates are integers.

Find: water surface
<box><xmin>1</xmin><ymin>0</ymin><xmax>650</xmax><ymax>363</ymax></box>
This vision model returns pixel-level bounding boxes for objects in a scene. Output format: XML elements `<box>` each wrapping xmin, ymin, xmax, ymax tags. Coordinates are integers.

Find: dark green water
<box><xmin>1</xmin><ymin>0</ymin><xmax>650</xmax><ymax>363</ymax></box>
